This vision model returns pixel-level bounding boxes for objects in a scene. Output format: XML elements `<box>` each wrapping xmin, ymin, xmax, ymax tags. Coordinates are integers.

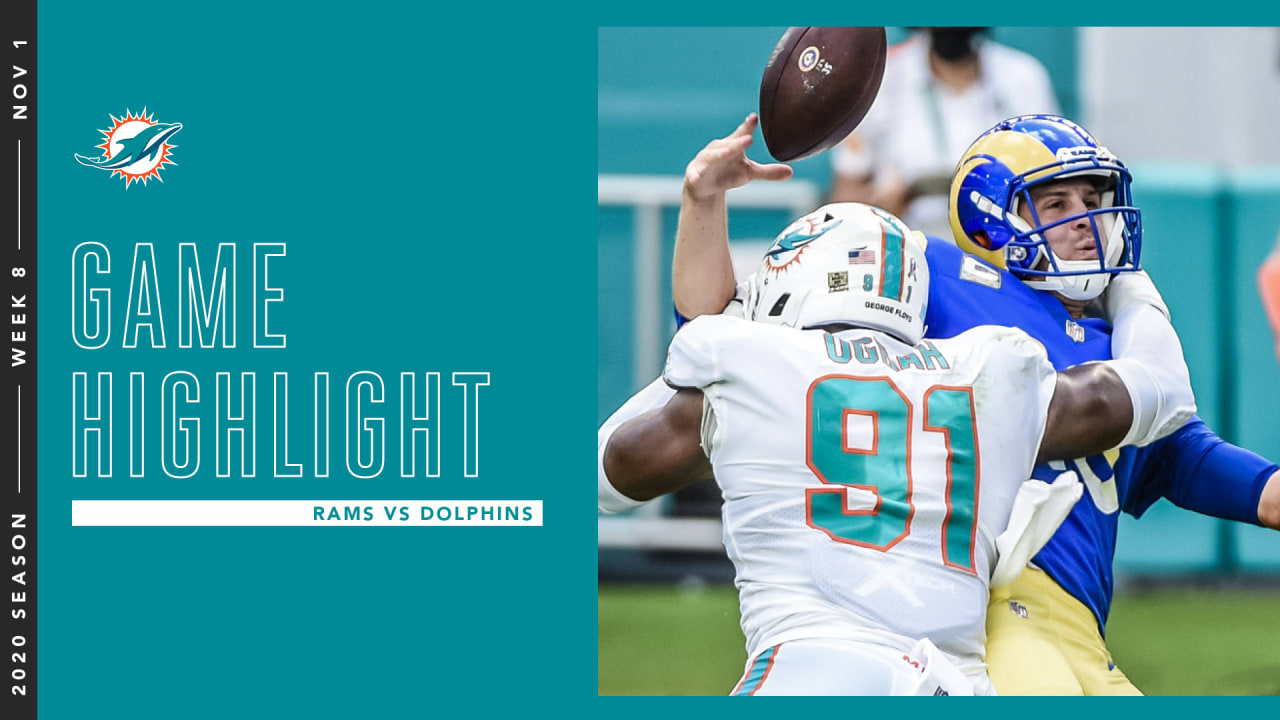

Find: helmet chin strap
<box><xmin>1016</xmin><ymin>229</ymin><xmax>1112</xmax><ymax>302</ymax></box>
<box><xmin>1024</xmin><ymin>258</ymin><xmax>1112</xmax><ymax>301</ymax></box>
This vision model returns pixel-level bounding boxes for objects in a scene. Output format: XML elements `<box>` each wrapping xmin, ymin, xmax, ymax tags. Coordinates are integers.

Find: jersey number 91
<box><xmin>805</xmin><ymin>375</ymin><xmax>981</xmax><ymax>575</ymax></box>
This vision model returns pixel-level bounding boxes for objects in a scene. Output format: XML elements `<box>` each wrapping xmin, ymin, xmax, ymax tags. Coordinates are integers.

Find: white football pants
<box><xmin>730</xmin><ymin>637</ymin><xmax>995</xmax><ymax>696</ymax></box>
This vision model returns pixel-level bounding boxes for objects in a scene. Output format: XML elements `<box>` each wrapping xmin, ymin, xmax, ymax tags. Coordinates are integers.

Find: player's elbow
<box><xmin>1040</xmin><ymin>367</ymin><xmax>1131</xmax><ymax>463</ymax></box>
<box><xmin>1261</xmin><ymin>501</ymin><xmax>1280</xmax><ymax>531</ymax></box>
<box><xmin>603</xmin><ymin>435</ymin><xmax>662</xmax><ymax>503</ymax></box>
<box><xmin>1259</xmin><ymin>470</ymin><xmax>1280</xmax><ymax>530</ymax></box>
<box><xmin>673</xmin><ymin>280</ymin><xmax>735</xmax><ymax>320</ymax></box>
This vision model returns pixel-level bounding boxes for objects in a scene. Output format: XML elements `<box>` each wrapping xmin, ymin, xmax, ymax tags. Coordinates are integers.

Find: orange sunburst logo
<box><xmin>763</xmin><ymin>212</ymin><xmax>842</xmax><ymax>275</ymax></box>
<box><xmin>74</xmin><ymin>108</ymin><xmax>182</xmax><ymax>188</ymax></box>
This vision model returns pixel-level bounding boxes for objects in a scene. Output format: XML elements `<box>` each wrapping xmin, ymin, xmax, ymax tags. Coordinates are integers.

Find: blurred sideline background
<box><xmin>598</xmin><ymin>27</ymin><xmax>1280</xmax><ymax>695</ymax></box>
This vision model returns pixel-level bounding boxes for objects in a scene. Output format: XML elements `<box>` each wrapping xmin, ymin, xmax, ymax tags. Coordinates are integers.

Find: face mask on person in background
<box><xmin>928</xmin><ymin>27</ymin><xmax>987</xmax><ymax>62</ymax></box>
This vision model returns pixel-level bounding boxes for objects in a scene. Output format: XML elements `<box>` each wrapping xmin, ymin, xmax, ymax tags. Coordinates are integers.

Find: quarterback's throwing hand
<box><xmin>683</xmin><ymin>114</ymin><xmax>793</xmax><ymax>201</ymax></box>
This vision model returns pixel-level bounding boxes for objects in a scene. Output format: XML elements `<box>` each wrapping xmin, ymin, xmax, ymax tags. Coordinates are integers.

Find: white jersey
<box><xmin>663</xmin><ymin>315</ymin><xmax>1057</xmax><ymax>668</ymax></box>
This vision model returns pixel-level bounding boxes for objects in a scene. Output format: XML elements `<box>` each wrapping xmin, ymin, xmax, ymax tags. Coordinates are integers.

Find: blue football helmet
<box><xmin>949</xmin><ymin>114</ymin><xmax>1142</xmax><ymax>301</ymax></box>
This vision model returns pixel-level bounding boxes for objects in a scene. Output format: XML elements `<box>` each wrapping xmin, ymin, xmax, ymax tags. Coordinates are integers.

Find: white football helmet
<box><xmin>747</xmin><ymin>203</ymin><xmax>929</xmax><ymax>345</ymax></box>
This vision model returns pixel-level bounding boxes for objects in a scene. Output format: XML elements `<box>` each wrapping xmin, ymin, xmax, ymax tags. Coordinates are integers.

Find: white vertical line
<box><xmin>17</xmin><ymin>384</ymin><xmax>21</xmax><ymax>493</ymax></box>
<box><xmin>16</xmin><ymin>139</ymin><xmax>21</xmax><ymax>250</ymax></box>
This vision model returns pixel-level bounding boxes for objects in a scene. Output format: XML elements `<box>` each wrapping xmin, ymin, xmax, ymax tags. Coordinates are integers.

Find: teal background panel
<box><xmin>38</xmin><ymin>2</ymin><xmax>596</xmax><ymax>717</ymax></box>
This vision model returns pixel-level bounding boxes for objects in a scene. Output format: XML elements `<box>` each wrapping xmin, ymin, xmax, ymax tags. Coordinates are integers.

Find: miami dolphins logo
<box><xmin>764</xmin><ymin>212</ymin><xmax>842</xmax><ymax>274</ymax></box>
<box><xmin>75</xmin><ymin>108</ymin><xmax>181</xmax><ymax>187</ymax></box>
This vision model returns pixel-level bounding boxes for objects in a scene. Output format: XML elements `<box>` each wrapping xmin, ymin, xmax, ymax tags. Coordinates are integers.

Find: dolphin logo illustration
<box><xmin>75</xmin><ymin>122</ymin><xmax>182</xmax><ymax>170</ymax></box>
<box><xmin>767</xmin><ymin>218</ymin><xmax>842</xmax><ymax>258</ymax></box>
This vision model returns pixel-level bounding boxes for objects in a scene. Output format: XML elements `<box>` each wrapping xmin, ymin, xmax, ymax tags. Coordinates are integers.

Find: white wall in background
<box><xmin>1080</xmin><ymin>27</ymin><xmax>1280</xmax><ymax>166</ymax></box>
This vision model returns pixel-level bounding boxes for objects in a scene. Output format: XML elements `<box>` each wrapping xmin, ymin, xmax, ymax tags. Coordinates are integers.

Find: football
<box><xmin>758</xmin><ymin>27</ymin><xmax>887</xmax><ymax>162</ymax></box>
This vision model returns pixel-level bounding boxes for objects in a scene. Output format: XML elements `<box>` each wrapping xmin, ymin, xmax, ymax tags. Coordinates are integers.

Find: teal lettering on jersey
<box><xmin>925</xmin><ymin>387</ymin><xmax>980</xmax><ymax>574</ymax></box>
<box><xmin>897</xmin><ymin>352</ymin><xmax>924</xmax><ymax>370</ymax></box>
<box><xmin>919</xmin><ymin>341</ymin><xmax>950</xmax><ymax>370</ymax></box>
<box><xmin>824</xmin><ymin>334</ymin><xmax>852</xmax><ymax>364</ymax></box>
<box><xmin>853</xmin><ymin>337</ymin><xmax>878</xmax><ymax>365</ymax></box>
<box><xmin>875</xmin><ymin>340</ymin><xmax>898</xmax><ymax>371</ymax></box>
<box><xmin>806</xmin><ymin>377</ymin><xmax>914</xmax><ymax>550</ymax></box>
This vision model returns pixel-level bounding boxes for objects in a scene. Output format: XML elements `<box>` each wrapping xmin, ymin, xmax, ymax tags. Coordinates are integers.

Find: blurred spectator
<box><xmin>1259</xmin><ymin>231</ymin><xmax>1280</xmax><ymax>364</ymax></box>
<box><xmin>830</xmin><ymin>28</ymin><xmax>1059</xmax><ymax>240</ymax></box>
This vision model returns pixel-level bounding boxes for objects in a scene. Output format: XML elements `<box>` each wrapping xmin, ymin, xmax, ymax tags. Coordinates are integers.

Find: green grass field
<box><xmin>598</xmin><ymin>584</ymin><xmax>1280</xmax><ymax>696</ymax></box>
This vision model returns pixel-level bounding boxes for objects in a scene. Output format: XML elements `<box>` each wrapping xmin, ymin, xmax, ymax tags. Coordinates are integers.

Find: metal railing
<box><xmin>598</xmin><ymin>174</ymin><xmax>819</xmax><ymax>388</ymax></box>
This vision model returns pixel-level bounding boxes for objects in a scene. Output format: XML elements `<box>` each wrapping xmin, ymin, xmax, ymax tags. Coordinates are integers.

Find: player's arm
<box><xmin>1097</xmin><ymin>270</ymin><xmax>1280</xmax><ymax>528</ymax></box>
<box><xmin>600</xmin><ymin>388</ymin><xmax>712</xmax><ymax>506</ymax></box>
<box><xmin>1099</xmin><ymin>269</ymin><xmax>1198</xmax><ymax>446</ymax></box>
<box><xmin>673</xmin><ymin>114</ymin><xmax>791</xmax><ymax>319</ymax></box>
<box><xmin>597</xmin><ymin>377</ymin><xmax>680</xmax><ymax>514</ymax></box>
<box><xmin>1038</xmin><ymin>351</ymin><xmax>1196</xmax><ymax>464</ymax></box>
<box><xmin>1039</xmin><ymin>272</ymin><xmax>1197</xmax><ymax>462</ymax></box>
<box><xmin>1037</xmin><ymin>363</ymin><xmax>1132</xmax><ymax>463</ymax></box>
<box><xmin>1262</xmin><ymin>472</ymin><xmax>1280</xmax><ymax>529</ymax></box>
<box><xmin>1125</xmin><ymin>418</ymin><xmax>1280</xmax><ymax>530</ymax></box>
<box><xmin>599</xmin><ymin>316</ymin><xmax>731</xmax><ymax>512</ymax></box>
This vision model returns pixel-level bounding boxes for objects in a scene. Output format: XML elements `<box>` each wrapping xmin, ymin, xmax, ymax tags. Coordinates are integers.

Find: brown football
<box><xmin>759</xmin><ymin>27</ymin><xmax>887</xmax><ymax>162</ymax></box>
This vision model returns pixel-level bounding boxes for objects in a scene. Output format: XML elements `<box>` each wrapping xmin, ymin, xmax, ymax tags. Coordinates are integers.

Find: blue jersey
<box><xmin>672</xmin><ymin>238</ymin><xmax>1275</xmax><ymax>632</ymax></box>
<box><xmin>922</xmin><ymin>239</ymin><xmax>1276</xmax><ymax>632</ymax></box>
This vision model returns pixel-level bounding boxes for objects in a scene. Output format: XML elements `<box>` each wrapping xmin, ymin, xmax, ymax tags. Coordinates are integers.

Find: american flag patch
<box><xmin>848</xmin><ymin>249</ymin><xmax>877</xmax><ymax>265</ymax></box>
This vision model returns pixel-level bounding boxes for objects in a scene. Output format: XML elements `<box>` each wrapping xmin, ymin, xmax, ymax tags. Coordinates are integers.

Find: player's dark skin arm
<box><xmin>606</xmin><ymin>365</ymin><xmax>1139</xmax><ymax>498</ymax></box>
<box><xmin>1037</xmin><ymin>363</ymin><xmax>1133</xmax><ymax>464</ymax></box>
<box><xmin>603</xmin><ymin>388</ymin><xmax>712</xmax><ymax>501</ymax></box>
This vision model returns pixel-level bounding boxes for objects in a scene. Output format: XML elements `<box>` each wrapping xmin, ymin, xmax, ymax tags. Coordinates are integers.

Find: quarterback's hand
<box><xmin>683</xmin><ymin>114</ymin><xmax>793</xmax><ymax>202</ymax></box>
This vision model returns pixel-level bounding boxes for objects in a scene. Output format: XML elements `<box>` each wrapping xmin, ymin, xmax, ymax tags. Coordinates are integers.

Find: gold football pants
<box><xmin>986</xmin><ymin>568</ymin><xmax>1142</xmax><ymax>695</ymax></box>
